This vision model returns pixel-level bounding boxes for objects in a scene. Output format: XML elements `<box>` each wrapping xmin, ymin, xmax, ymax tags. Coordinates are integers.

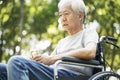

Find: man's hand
<box><xmin>32</xmin><ymin>54</ymin><xmax>59</xmax><ymax>65</ymax></box>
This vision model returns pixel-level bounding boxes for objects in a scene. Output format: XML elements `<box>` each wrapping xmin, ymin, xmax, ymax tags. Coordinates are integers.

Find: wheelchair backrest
<box><xmin>93</xmin><ymin>42</ymin><xmax>105</xmax><ymax>74</ymax></box>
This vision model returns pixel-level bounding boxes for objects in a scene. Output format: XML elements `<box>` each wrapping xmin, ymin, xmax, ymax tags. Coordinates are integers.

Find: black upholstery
<box><xmin>62</xmin><ymin>56</ymin><xmax>100</xmax><ymax>65</ymax></box>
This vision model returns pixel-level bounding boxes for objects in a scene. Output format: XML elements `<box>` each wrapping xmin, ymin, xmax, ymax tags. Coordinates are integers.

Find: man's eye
<box><xmin>59</xmin><ymin>14</ymin><xmax>62</xmax><ymax>17</ymax></box>
<box><xmin>64</xmin><ymin>12</ymin><xmax>69</xmax><ymax>15</ymax></box>
<box><xmin>59</xmin><ymin>15</ymin><xmax>61</xmax><ymax>17</ymax></box>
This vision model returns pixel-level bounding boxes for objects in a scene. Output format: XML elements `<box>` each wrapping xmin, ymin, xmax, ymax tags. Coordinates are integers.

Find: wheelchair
<box><xmin>54</xmin><ymin>36</ymin><xmax>120</xmax><ymax>80</ymax></box>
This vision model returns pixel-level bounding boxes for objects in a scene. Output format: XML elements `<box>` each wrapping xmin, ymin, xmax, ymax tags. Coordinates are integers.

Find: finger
<box><xmin>33</xmin><ymin>55</ymin><xmax>42</xmax><ymax>60</ymax></box>
<box><xmin>33</xmin><ymin>55</ymin><xmax>41</xmax><ymax>59</ymax></box>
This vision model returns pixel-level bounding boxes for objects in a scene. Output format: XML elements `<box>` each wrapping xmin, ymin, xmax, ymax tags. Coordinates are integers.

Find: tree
<box><xmin>0</xmin><ymin>0</ymin><xmax>120</xmax><ymax>71</ymax></box>
<box><xmin>84</xmin><ymin>0</ymin><xmax>120</xmax><ymax>70</ymax></box>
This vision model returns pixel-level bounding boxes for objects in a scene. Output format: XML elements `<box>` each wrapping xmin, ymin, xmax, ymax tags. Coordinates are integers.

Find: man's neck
<box><xmin>68</xmin><ymin>25</ymin><xmax>83</xmax><ymax>35</ymax></box>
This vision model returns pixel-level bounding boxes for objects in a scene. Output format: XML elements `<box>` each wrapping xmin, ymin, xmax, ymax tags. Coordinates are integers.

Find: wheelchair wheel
<box><xmin>88</xmin><ymin>71</ymin><xmax>120</xmax><ymax>80</ymax></box>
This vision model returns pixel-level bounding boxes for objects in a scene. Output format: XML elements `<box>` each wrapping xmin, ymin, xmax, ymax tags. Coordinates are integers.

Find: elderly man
<box><xmin>0</xmin><ymin>0</ymin><xmax>98</xmax><ymax>80</ymax></box>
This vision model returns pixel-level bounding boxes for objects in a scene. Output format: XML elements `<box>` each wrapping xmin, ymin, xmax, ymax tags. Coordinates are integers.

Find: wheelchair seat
<box><xmin>54</xmin><ymin>42</ymin><xmax>105</xmax><ymax>80</ymax></box>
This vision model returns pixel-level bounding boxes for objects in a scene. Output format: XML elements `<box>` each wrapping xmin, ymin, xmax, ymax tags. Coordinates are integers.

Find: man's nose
<box><xmin>61</xmin><ymin>15</ymin><xmax>67</xmax><ymax>21</ymax></box>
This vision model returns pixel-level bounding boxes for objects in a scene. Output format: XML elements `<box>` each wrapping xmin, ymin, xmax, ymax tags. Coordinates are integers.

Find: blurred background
<box><xmin>0</xmin><ymin>0</ymin><xmax>120</xmax><ymax>73</ymax></box>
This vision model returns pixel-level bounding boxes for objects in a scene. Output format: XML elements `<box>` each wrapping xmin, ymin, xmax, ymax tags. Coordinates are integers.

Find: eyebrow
<box><xmin>59</xmin><ymin>10</ymin><xmax>70</xmax><ymax>14</ymax></box>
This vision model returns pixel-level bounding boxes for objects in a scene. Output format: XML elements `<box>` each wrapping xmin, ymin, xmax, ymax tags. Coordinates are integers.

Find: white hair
<box><xmin>58</xmin><ymin>0</ymin><xmax>87</xmax><ymax>24</ymax></box>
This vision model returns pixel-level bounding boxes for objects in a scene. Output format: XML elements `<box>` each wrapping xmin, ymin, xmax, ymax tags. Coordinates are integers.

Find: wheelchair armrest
<box><xmin>62</xmin><ymin>56</ymin><xmax>100</xmax><ymax>65</ymax></box>
<box><xmin>54</xmin><ymin>57</ymin><xmax>102</xmax><ymax>80</ymax></box>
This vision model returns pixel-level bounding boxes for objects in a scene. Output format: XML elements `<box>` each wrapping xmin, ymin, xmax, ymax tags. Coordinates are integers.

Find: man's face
<box><xmin>58</xmin><ymin>5</ymin><xmax>81</xmax><ymax>31</ymax></box>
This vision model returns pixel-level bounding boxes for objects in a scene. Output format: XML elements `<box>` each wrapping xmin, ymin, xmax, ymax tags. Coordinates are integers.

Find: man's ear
<box><xmin>78</xmin><ymin>12</ymin><xmax>83</xmax><ymax>21</ymax></box>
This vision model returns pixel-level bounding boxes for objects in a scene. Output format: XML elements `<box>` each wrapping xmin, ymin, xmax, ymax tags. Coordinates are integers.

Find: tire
<box><xmin>88</xmin><ymin>71</ymin><xmax>120</xmax><ymax>80</ymax></box>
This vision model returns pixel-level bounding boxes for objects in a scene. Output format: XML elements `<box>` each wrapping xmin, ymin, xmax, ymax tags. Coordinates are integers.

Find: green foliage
<box><xmin>0</xmin><ymin>0</ymin><xmax>120</xmax><ymax>71</ymax></box>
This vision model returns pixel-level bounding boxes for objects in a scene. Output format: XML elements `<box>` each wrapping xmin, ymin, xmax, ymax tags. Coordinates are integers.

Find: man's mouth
<box><xmin>63</xmin><ymin>24</ymin><xmax>68</xmax><ymax>26</ymax></box>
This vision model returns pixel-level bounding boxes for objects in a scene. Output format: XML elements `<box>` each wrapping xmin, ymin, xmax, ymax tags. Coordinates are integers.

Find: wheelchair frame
<box><xmin>53</xmin><ymin>36</ymin><xmax>120</xmax><ymax>80</ymax></box>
